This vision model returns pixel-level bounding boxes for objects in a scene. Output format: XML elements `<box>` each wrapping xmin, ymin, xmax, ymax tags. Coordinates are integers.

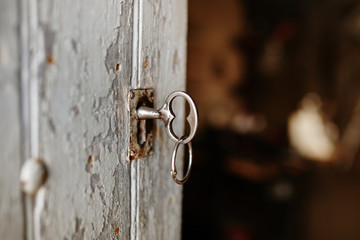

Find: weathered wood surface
<box><xmin>33</xmin><ymin>0</ymin><xmax>133</xmax><ymax>239</ymax></box>
<box><xmin>131</xmin><ymin>0</ymin><xmax>188</xmax><ymax>239</ymax></box>
<box><xmin>0</xmin><ymin>0</ymin><xmax>25</xmax><ymax>239</ymax></box>
<box><xmin>0</xmin><ymin>0</ymin><xmax>187</xmax><ymax>239</ymax></box>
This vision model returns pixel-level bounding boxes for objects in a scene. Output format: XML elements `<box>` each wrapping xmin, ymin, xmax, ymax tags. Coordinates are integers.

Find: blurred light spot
<box><xmin>231</xmin><ymin>113</ymin><xmax>267</xmax><ymax>133</ymax></box>
<box><xmin>288</xmin><ymin>93</ymin><xmax>338</xmax><ymax>161</ymax></box>
<box><xmin>271</xmin><ymin>180</ymin><xmax>294</xmax><ymax>202</ymax></box>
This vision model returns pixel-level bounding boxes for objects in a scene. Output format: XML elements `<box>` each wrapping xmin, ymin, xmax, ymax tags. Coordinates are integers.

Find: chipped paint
<box><xmin>1</xmin><ymin>0</ymin><xmax>187</xmax><ymax>239</ymax></box>
<box><xmin>30</xmin><ymin>0</ymin><xmax>134</xmax><ymax>239</ymax></box>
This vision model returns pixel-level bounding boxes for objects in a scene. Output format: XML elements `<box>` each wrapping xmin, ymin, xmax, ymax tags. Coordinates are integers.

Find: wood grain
<box><xmin>131</xmin><ymin>0</ymin><xmax>188</xmax><ymax>239</ymax></box>
<box><xmin>33</xmin><ymin>1</ymin><xmax>133</xmax><ymax>239</ymax></box>
<box><xmin>0</xmin><ymin>0</ymin><xmax>25</xmax><ymax>238</ymax></box>
<box><xmin>0</xmin><ymin>0</ymin><xmax>187</xmax><ymax>238</ymax></box>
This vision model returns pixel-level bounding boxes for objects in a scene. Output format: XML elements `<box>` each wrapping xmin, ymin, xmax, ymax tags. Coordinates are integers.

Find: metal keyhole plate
<box><xmin>128</xmin><ymin>89</ymin><xmax>154</xmax><ymax>161</ymax></box>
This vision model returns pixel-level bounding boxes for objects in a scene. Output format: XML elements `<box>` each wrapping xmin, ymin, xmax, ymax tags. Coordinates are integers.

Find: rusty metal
<box><xmin>128</xmin><ymin>89</ymin><xmax>154</xmax><ymax>161</ymax></box>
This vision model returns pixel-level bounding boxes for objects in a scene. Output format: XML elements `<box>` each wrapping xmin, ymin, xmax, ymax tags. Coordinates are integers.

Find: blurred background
<box><xmin>182</xmin><ymin>0</ymin><xmax>360</xmax><ymax>239</ymax></box>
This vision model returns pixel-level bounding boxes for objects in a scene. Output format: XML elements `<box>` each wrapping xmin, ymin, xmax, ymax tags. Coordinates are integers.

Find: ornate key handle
<box><xmin>134</xmin><ymin>90</ymin><xmax>198</xmax><ymax>185</ymax></box>
<box><xmin>137</xmin><ymin>91</ymin><xmax>198</xmax><ymax>144</ymax></box>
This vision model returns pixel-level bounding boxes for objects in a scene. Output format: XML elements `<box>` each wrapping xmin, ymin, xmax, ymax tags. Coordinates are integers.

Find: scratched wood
<box><xmin>0</xmin><ymin>0</ymin><xmax>25</xmax><ymax>239</ymax></box>
<box><xmin>33</xmin><ymin>1</ymin><xmax>133</xmax><ymax>239</ymax></box>
<box><xmin>34</xmin><ymin>0</ymin><xmax>187</xmax><ymax>239</ymax></box>
<box><xmin>0</xmin><ymin>0</ymin><xmax>187</xmax><ymax>238</ymax></box>
<box><xmin>131</xmin><ymin>0</ymin><xmax>188</xmax><ymax>239</ymax></box>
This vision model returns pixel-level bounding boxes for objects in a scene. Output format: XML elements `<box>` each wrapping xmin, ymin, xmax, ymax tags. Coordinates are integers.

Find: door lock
<box><xmin>128</xmin><ymin>89</ymin><xmax>198</xmax><ymax>184</ymax></box>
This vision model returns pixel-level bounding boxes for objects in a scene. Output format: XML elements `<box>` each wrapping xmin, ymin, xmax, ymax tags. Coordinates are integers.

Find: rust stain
<box><xmin>173</xmin><ymin>57</ymin><xmax>178</xmax><ymax>66</ymax></box>
<box><xmin>88</xmin><ymin>155</ymin><xmax>93</xmax><ymax>163</ymax></box>
<box><xmin>47</xmin><ymin>56</ymin><xmax>55</xmax><ymax>64</ymax></box>
<box><xmin>36</xmin><ymin>158</ymin><xmax>48</xmax><ymax>185</ymax></box>
<box><xmin>129</xmin><ymin>151</ymin><xmax>136</xmax><ymax>161</ymax></box>
<box><xmin>144</xmin><ymin>58</ymin><xmax>148</xmax><ymax>68</ymax></box>
<box><xmin>116</xmin><ymin>63</ymin><xmax>120</xmax><ymax>71</ymax></box>
<box><xmin>115</xmin><ymin>227</ymin><xmax>119</xmax><ymax>235</ymax></box>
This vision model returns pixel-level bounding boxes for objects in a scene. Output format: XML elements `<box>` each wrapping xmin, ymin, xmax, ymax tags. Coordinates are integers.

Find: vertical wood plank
<box><xmin>7</xmin><ymin>0</ymin><xmax>188</xmax><ymax>238</ymax></box>
<box><xmin>0</xmin><ymin>0</ymin><xmax>25</xmax><ymax>239</ymax></box>
<box><xmin>131</xmin><ymin>0</ymin><xmax>188</xmax><ymax>239</ymax></box>
<box><xmin>32</xmin><ymin>0</ymin><xmax>133</xmax><ymax>239</ymax></box>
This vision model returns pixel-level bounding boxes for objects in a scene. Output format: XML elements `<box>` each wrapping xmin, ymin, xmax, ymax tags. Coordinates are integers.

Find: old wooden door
<box><xmin>0</xmin><ymin>0</ymin><xmax>187</xmax><ymax>239</ymax></box>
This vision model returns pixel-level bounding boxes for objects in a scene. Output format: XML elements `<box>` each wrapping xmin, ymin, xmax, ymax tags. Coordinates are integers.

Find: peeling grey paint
<box><xmin>34</xmin><ymin>0</ymin><xmax>133</xmax><ymax>239</ymax></box>
<box><xmin>130</xmin><ymin>0</ymin><xmax>187</xmax><ymax>239</ymax></box>
<box><xmin>90</xmin><ymin>174</ymin><xmax>100</xmax><ymax>193</ymax></box>
<box><xmin>105</xmin><ymin>42</ymin><xmax>120</xmax><ymax>74</ymax></box>
<box><xmin>0</xmin><ymin>0</ymin><xmax>187</xmax><ymax>239</ymax></box>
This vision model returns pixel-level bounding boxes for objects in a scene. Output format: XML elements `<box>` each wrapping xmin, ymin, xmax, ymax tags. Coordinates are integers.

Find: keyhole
<box><xmin>136</xmin><ymin>97</ymin><xmax>154</xmax><ymax>147</ymax></box>
<box><xmin>138</xmin><ymin>119</ymin><xmax>147</xmax><ymax>145</ymax></box>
